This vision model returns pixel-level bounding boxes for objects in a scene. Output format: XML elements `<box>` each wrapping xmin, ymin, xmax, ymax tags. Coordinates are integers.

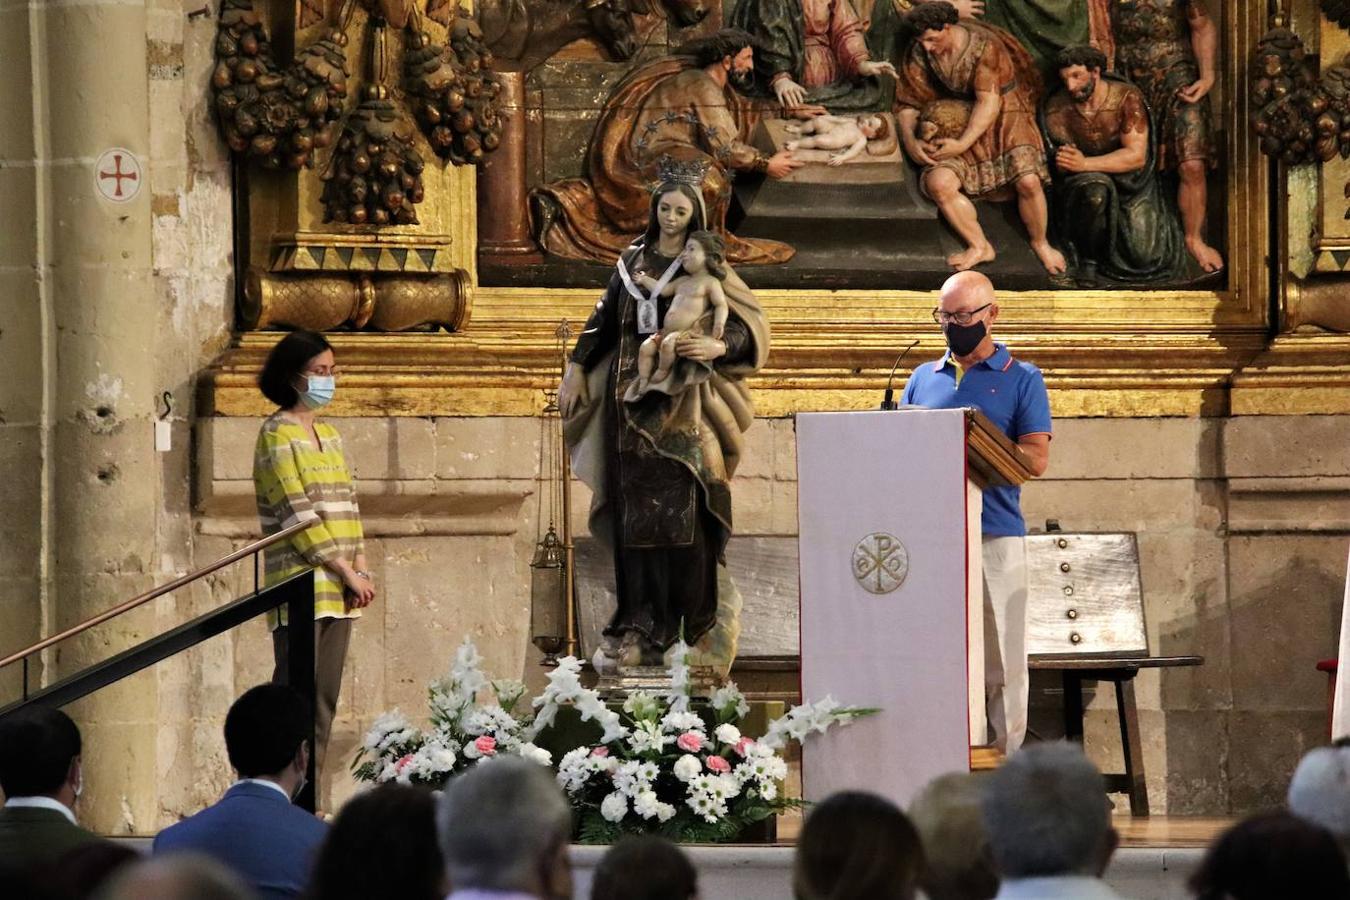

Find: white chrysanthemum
<box><xmin>612</xmin><ymin>760</ymin><xmax>643</xmax><ymax>797</ymax></box>
<box><xmin>655</xmin><ymin>801</ymin><xmax>676</xmax><ymax>823</ymax></box>
<box><xmin>363</xmin><ymin>710</ymin><xmax>416</xmax><ymax>752</ymax></box>
<box><xmin>661</xmin><ymin>710</ymin><xmax>704</xmax><ymax>733</ymax></box>
<box><xmin>673</xmin><ymin>754</ymin><xmax>702</xmax><ymax>783</ymax></box>
<box><xmin>633</xmin><ymin>789</ymin><xmax>661</xmax><ymax>820</ymax></box>
<box><xmin>713</xmin><ymin>723</ymin><xmax>742</xmax><ymax>746</ymax></box>
<box><xmin>556</xmin><ymin>747</ymin><xmax>593</xmax><ymax>794</ymax></box>
<box><xmin>600</xmin><ymin>791</ymin><xmax>629</xmax><ymax>823</ymax></box>
<box><xmin>409</xmin><ymin>741</ymin><xmax>458</xmax><ymax>781</ymax></box>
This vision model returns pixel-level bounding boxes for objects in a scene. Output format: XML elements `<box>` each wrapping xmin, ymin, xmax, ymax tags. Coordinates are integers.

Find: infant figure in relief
<box><xmin>634</xmin><ymin>231</ymin><xmax>730</xmax><ymax>392</ymax></box>
<box><xmin>785</xmin><ymin>114</ymin><xmax>890</xmax><ymax>165</ymax></box>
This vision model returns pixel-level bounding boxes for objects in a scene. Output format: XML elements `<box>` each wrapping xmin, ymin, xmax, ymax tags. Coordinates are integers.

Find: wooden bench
<box><xmin>1029</xmin><ymin>655</ymin><xmax>1203</xmax><ymax>816</ymax></box>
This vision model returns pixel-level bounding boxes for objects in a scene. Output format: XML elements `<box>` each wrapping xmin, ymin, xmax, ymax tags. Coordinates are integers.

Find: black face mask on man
<box><xmin>944</xmin><ymin>320</ymin><xmax>987</xmax><ymax>357</ymax></box>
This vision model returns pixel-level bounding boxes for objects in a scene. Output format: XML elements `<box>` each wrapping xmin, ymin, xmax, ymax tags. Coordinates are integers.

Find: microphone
<box><xmin>880</xmin><ymin>340</ymin><xmax>920</xmax><ymax>410</ymax></box>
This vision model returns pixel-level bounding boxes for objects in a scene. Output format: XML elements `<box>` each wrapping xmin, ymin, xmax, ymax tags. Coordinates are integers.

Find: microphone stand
<box><xmin>880</xmin><ymin>340</ymin><xmax>920</xmax><ymax>410</ymax></box>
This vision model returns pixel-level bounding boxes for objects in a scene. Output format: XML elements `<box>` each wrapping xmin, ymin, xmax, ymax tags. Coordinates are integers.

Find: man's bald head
<box><xmin>939</xmin><ymin>271</ymin><xmax>997</xmax><ymax>313</ymax></box>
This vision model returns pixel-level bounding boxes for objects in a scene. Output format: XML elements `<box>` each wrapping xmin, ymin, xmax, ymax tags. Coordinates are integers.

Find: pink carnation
<box><xmin>394</xmin><ymin>753</ymin><xmax>414</xmax><ymax>772</ymax></box>
<box><xmin>734</xmin><ymin>737</ymin><xmax>755</xmax><ymax>758</ymax></box>
<box><xmin>706</xmin><ymin>755</ymin><xmax>731</xmax><ymax>774</ymax></box>
<box><xmin>590</xmin><ymin>746</ymin><xmax>610</xmax><ymax>758</ymax></box>
<box><xmin>676</xmin><ymin>732</ymin><xmax>704</xmax><ymax>753</ymax></box>
<box><xmin>474</xmin><ymin>735</ymin><xmax>498</xmax><ymax>756</ymax></box>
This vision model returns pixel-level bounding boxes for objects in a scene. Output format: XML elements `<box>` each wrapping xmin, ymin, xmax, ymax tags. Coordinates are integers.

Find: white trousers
<box><xmin>983</xmin><ymin>535</ymin><xmax>1029</xmax><ymax>753</ymax></box>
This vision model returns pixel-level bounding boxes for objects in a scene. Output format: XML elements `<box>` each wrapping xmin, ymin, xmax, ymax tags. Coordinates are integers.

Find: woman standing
<box><xmin>254</xmin><ymin>330</ymin><xmax>374</xmax><ymax>772</ymax></box>
<box><xmin>558</xmin><ymin>176</ymin><xmax>770</xmax><ymax>671</ymax></box>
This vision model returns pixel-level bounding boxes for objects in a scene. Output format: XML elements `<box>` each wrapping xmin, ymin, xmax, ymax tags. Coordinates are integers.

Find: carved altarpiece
<box><xmin>204</xmin><ymin>2</ymin><xmax>1350</xmax><ymax>420</ymax></box>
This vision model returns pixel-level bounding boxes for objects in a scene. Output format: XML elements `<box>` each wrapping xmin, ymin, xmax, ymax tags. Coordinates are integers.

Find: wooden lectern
<box><xmin>796</xmin><ymin>408</ymin><xmax>1034</xmax><ymax>806</ymax></box>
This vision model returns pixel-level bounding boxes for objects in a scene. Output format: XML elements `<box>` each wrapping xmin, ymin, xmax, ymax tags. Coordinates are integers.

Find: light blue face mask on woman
<box><xmin>300</xmin><ymin>375</ymin><xmax>335</xmax><ymax>409</ymax></box>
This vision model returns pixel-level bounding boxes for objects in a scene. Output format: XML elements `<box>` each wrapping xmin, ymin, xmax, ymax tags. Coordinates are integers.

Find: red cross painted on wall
<box><xmin>99</xmin><ymin>154</ymin><xmax>137</xmax><ymax>198</ymax></box>
<box><xmin>94</xmin><ymin>148</ymin><xmax>142</xmax><ymax>203</ymax></box>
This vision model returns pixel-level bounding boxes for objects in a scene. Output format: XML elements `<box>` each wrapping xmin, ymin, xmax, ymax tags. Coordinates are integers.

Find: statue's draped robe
<box><xmin>728</xmin><ymin>0</ymin><xmax>887</xmax><ymax>110</ymax></box>
<box><xmin>534</xmin><ymin>59</ymin><xmax>794</xmax><ymax>265</ymax></box>
<box><xmin>1040</xmin><ymin>77</ymin><xmax>1184</xmax><ymax>284</ymax></box>
<box><xmin>981</xmin><ymin>0</ymin><xmax>1115</xmax><ymax>75</ymax></box>
<box><xmin>1112</xmin><ymin>0</ymin><xmax>1215</xmax><ymax>172</ymax></box>
<box><xmin>893</xmin><ymin>22</ymin><xmax>1048</xmax><ymax>198</ymax></box>
<box><xmin>564</xmin><ymin>243</ymin><xmax>770</xmax><ymax>651</ymax></box>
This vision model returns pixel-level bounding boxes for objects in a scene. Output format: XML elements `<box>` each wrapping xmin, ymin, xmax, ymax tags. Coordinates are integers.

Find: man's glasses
<box><xmin>932</xmin><ymin>303</ymin><xmax>992</xmax><ymax>325</ymax></box>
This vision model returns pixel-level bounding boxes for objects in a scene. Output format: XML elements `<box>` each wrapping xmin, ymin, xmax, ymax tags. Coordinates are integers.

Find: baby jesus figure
<box><xmin>633</xmin><ymin>230</ymin><xmax>729</xmax><ymax>393</ymax></box>
<box><xmin>784</xmin><ymin>114</ymin><xmax>890</xmax><ymax>166</ymax></box>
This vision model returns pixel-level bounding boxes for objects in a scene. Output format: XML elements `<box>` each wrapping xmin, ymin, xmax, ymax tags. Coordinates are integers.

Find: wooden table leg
<box><xmin>1114</xmin><ymin>676</ymin><xmax>1149</xmax><ymax>816</ymax></box>
<box><xmin>1063</xmin><ymin>670</ymin><xmax>1085</xmax><ymax>741</ymax></box>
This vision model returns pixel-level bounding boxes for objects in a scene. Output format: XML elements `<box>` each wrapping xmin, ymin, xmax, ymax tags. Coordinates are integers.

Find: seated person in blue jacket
<box><xmin>154</xmin><ymin>684</ymin><xmax>327</xmax><ymax>900</ymax></box>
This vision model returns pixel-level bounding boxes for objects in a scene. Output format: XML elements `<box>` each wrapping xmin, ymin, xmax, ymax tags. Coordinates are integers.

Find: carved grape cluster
<box><xmin>403</xmin><ymin>15</ymin><xmax>503</xmax><ymax>165</ymax></box>
<box><xmin>1251</xmin><ymin>28</ymin><xmax>1350</xmax><ymax>165</ymax></box>
<box><xmin>212</xmin><ymin>0</ymin><xmax>349</xmax><ymax>169</ymax></box>
<box><xmin>322</xmin><ymin>91</ymin><xmax>426</xmax><ymax>226</ymax></box>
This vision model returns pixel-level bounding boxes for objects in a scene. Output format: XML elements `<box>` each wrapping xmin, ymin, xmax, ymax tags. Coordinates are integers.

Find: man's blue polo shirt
<box><xmin>900</xmin><ymin>342</ymin><xmax>1051</xmax><ymax>537</ymax></box>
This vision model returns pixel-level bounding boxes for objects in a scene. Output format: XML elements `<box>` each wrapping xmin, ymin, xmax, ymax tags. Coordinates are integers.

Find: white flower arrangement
<box><xmin>352</xmin><ymin>638</ymin><xmax>553</xmax><ymax>786</ymax></box>
<box><xmin>549</xmin><ymin>640</ymin><xmax>875</xmax><ymax>843</ymax></box>
<box><xmin>354</xmin><ymin>637</ymin><xmax>875</xmax><ymax>842</ymax></box>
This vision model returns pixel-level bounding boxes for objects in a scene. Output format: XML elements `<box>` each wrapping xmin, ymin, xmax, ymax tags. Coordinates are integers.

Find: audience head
<box><xmin>591</xmin><ymin>835</ymin><xmax>697</xmax><ymax>900</ymax></box>
<box><xmin>1288</xmin><ymin>744</ymin><xmax>1350</xmax><ymax>854</ymax></box>
<box><xmin>793</xmin><ymin>790</ymin><xmax>925</xmax><ymax>900</ymax></box>
<box><xmin>94</xmin><ymin>855</ymin><xmax>254</xmax><ymax>900</ymax></box>
<box><xmin>437</xmin><ymin>756</ymin><xmax>572</xmax><ymax>900</ymax></box>
<box><xmin>982</xmin><ymin>742</ymin><xmax>1116</xmax><ymax>880</ymax></box>
<box><xmin>43</xmin><ymin>842</ymin><xmax>140</xmax><ymax>900</ymax></box>
<box><xmin>1189</xmin><ymin>810</ymin><xmax>1350</xmax><ymax>900</ymax></box>
<box><xmin>306</xmin><ymin>784</ymin><xmax>445</xmax><ymax>900</ymax></box>
<box><xmin>0</xmin><ymin>705</ymin><xmax>82</xmax><ymax>805</ymax></box>
<box><xmin>224</xmin><ymin>684</ymin><xmax>311</xmax><ymax>791</ymax></box>
<box><xmin>908</xmin><ymin>772</ymin><xmax>998</xmax><ymax>900</ymax></box>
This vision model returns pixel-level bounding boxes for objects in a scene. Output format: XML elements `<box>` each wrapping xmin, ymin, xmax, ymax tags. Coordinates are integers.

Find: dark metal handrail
<box><xmin>0</xmin><ymin>525</ymin><xmax>321</xmax><ymax>811</ymax></box>
<box><xmin>0</xmin><ymin>520</ymin><xmax>311</xmax><ymax>670</ymax></box>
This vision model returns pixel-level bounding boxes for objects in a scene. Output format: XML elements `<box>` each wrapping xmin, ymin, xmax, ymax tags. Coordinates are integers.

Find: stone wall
<box><xmin>0</xmin><ymin>0</ymin><xmax>239</xmax><ymax>833</ymax></box>
<box><xmin>184</xmin><ymin>413</ymin><xmax>1349</xmax><ymax>823</ymax></box>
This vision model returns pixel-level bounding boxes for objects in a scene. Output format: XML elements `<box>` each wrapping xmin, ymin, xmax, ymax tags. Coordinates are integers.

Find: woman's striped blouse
<box><xmin>253</xmin><ymin>412</ymin><xmax>365</xmax><ymax>627</ymax></box>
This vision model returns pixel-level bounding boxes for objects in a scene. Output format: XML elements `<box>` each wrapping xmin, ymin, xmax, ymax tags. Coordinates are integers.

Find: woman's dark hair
<box><xmin>794</xmin><ymin>791</ymin><xmax>925</xmax><ymax>900</ymax></box>
<box><xmin>224</xmin><ymin>684</ymin><xmax>311</xmax><ymax>778</ymax></box>
<box><xmin>641</xmin><ymin>182</ymin><xmax>707</xmax><ymax>252</ymax></box>
<box><xmin>1189</xmin><ymin>811</ymin><xmax>1350</xmax><ymax>900</ymax></box>
<box><xmin>1055</xmin><ymin>45</ymin><xmax>1107</xmax><ymax>75</ymax></box>
<box><xmin>304</xmin><ymin>785</ymin><xmax>445</xmax><ymax>900</ymax></box>
<box><xmin>590</xmin><ymin>835</ymin><xmax>697</xmax><ymax>900</ymax></box>
<box><xmin>258</xmin><ymin>330</ymin><xmax>333</xmax><ymax>409</ymax></box>
<box><xmin>687</xmin><ymin>230</ymin><xmax>728</xmax><ymax>279</ymax></box>
<box><xmin>905</xmin><ymin>1</ymin><xmax>959</xmax><ymax>37</ymax></box>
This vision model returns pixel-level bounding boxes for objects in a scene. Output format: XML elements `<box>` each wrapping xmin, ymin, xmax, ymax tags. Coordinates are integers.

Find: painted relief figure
<box><xmin>532</xmin><ymin>30</ymin><xmax>818</xmax><ymax>266</ymax></box>
<box><xmin>784</xmin><ymin>114</ymin><xmax>891</xmax><ymax>165</ymax></box>
<box><xmin>1112</xmin><ymin>0</ymin><xmax>1223</xmax><ymax>273</ymax></box>
<box><xmin>1041</xmin><ymin>46</ymin><xmax>1185</xmax><ymax>285</ymax></box>
<box><xmin>728</xmin><ymin>0</ymin><xmax>898</xmax><ymax>111</ymax></box>
<box><xmin>892</xmin><ymin>2</ymin><xmax>1064</xmax><ymax>273</ymax></box>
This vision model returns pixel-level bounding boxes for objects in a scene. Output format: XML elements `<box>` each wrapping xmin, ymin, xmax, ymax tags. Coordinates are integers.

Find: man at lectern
<box><xmin>901</xmin><ymin>271</ymin><xmax>1052</xmax><ymax>753</ymax></box>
